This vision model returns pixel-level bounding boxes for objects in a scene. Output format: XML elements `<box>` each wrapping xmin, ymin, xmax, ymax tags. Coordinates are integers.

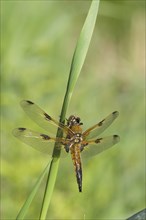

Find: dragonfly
<box><xmin>13</xmin><ymin>100</ymin><xmax>120</xmax><ymax>192</ymax></box>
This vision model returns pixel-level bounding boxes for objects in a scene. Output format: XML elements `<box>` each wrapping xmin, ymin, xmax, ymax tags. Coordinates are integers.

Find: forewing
<box><xmin>12</xmin><ymin>128</ymin><xmax>69</xmax><ymax>156</ymax></box>
<box><xmin>81</xmin><ymin>135</ymin><xmax>120</xmax><ymax>158</ymax></box>
<box><xmin>20</xmin><ymin>100</ymin><xmax>73</xmax><ymax>136</ymax></box>
<box><xmin>83</xmin><ymin>111</ymin><xmax>119</xmax><ymax>140</ymax></box>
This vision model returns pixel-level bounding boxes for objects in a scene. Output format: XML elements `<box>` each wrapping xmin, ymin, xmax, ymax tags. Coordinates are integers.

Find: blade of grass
<box><xmin>61</xmin><ymin>0</ymin><xmax>100</xmax><ymax>118</ymax></box>
<box><xmin>16</xmin><ymin>162</ymin><xmax>50</xmax><ymax>220</ymax></box>
<box><xmin>39</xmin><ymin>1</ymin><xmax>100</xmax><ymax>219</ymax></box>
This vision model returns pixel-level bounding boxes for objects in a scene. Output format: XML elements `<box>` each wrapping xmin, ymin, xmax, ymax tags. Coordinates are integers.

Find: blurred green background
<box><xmin>1</xmin><ymin>0</ymin><xmax>145</xmax><ymax>219</ymax></box>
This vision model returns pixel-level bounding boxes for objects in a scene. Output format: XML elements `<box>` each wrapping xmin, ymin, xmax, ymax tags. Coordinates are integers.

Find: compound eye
<box><xmin>67</xmin><ymin>115</ymin><xmax>75</xmax><ymax>126</ymax></box>
<box><xmin>76</xmin><ymin>117</ymin><xmax>80</xmax><ymax>123</ymax></box>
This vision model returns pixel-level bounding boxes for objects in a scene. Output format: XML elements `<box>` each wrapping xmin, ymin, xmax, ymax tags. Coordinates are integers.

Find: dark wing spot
<box><xmin>26</xmin><ymin>100</ymin><xmax>34</xmax><ymax>105</ymax></box>
<box><xmin>113</xmin><ymin>135</ymin><xmax>120</xmax><ymax>140</ymax></box>
<box><xmin>95</xmin><ymin>138</ymin><xmax>103</xmax><ymax>143</ymax></box>
<box><xmin>113</xmin><ymin>135</ymin><xmax>120</xmax><ymax>143</ymax></box>
<box><xmin>98</xmin><ymin>119</ymin><xmax>105</xmax><ymax>126</ymax></box>
<box><xmin>40</xmin><ymin>134</ymin><xmax>50</xmax><ymax>140</ymax></box>
<box><xmin>112</xmin><ymin>111</ymin><xmax>119</xmax><ymax>116</ymax></box>
<box><xmin>113</xmin><ymin>134</ymin><xmax>118</xmax><ymax>138</ymax></box>
<box><xmin>44</xmin><ymin>113</ymin><xmax>51</xmax><ymax>121</ymax></box>
<box><xmin>18</xmin><ymin>128</ymin><xmax>26</xmax><ymax>131</ymax></box>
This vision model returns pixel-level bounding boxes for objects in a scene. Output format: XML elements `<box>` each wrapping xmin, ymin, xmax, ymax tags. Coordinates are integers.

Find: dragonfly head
<box><xmin>67</xmin><ymin>115</ymin><xmax>83</xmax><ymax>127</ymax></box>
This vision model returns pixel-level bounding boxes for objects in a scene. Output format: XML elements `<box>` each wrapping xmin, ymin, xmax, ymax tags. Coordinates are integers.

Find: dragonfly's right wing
<box><xmin>83</xmin><ymin>111</ymin><xmax>119</xmax><ymax>140</ymax></box>
<box><xmin>81</xmin><ymin>135</ymin><xmax>120</xmax><ymax>158</ymax></box>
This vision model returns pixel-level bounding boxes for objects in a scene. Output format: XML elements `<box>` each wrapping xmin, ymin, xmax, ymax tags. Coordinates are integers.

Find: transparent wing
<box><xmin>81</xmin><ymin>135</ymin><xmax>120</xmax><ymax>158</ymax></box>
<box><xmin>20</xmin><ymin>100</ymin><xmax>73</xmax><ymax>136</ymax></box>
<box><xmin>12</xmin><ymin>128</ymin><xmax>69</xmax><ymax>156</ymax></box>
<box><xmin>83</xmin><ymin>111</ymin><xmax>119</xmax><ymax>140</ymax></box>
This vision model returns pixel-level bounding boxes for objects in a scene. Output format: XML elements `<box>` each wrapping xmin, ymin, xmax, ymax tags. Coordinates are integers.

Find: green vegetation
<box><xmin>39</xmin><ymin>1</ymin><xmax>99</xmax><ymax>219</ymax></box>
<box><xmin>1</xmin><ymin>0</ymin><xmax>145</xmax><ymax>219</ymax></box>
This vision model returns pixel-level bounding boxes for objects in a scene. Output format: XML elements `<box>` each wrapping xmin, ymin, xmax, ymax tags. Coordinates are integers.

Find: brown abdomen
<box><xmin>70</xmin><ymin>144</ymin><xmax>82</xmax><ymax>192</ymax></box>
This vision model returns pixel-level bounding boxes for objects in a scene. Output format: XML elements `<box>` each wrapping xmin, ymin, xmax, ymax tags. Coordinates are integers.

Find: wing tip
<box><xmin>113</xmin><ymin>134</ymin><xmax>120</xmax><ymax>143</ymax></box>
<box><xmin>12</xmin><ymin>127</ymin><xmax>26</xmax><ymax>136</ymax></box>
<box><xmin>20</xmin><ymin>100</ymin><xmax>34</xmax><ymax>106</ymax></box>
<box><xmin>112</xmin><ymin>111</ymin><xmax>119</xmax><ymax>118</ymax></box>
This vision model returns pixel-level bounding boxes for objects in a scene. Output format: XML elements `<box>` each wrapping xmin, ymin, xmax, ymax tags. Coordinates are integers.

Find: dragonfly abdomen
<box><xmin>70</xmin><ymin>144</ymin><xmax>82</xmax><ymax>192</ymax></box>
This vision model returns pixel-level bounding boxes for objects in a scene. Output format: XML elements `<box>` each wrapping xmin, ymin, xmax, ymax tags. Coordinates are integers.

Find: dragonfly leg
<box><xmin>64</xmin><ymin>144</ymin><xmax>70</xmax><ymax>153</ymax></box>
<box><xmin>80</xmin><ymin>142</ymin><xmax>88</xmax><ymax>152</ymax></box>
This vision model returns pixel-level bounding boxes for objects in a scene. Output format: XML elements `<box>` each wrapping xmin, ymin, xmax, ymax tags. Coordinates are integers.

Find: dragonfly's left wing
<box><xmin>81</xmin><ymin>135</ymin><xmax>120</xmax><ymax>158</ymax></box>
<box><xmin>12</xmin><ymin>128</ymin><xmax>69</xmax><ymax>156</ymax></box>
<box><xmin>83</xmin><ymin>111</ymin><xmax>119</xmax><ymax>140</ymax></box>
<box><xmin>20</xmin><ymin>100</ymin><xmax>73</xmax><ymax>136</ymax></box>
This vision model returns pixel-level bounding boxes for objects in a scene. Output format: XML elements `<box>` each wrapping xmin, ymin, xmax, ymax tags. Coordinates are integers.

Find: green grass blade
<box><xmin>61</xmin><ymin>0</ymin><xmax>100</xmax><ymax>119</ymax></box>
<box><xmin>16</xmin><ymin>162</ymin><xmax>50</xmax><ymax>220</ymax></box>
<box><xmin>39</xmin><ymin>1</ymin><xmax>100</xmax><ymax>219</ymax></box>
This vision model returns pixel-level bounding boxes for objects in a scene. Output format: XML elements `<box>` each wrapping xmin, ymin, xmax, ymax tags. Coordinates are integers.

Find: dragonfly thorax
<box><xmin>71</xmin><ymin>133</ymin><xmax>83</xmax><ymax>143</ymax></box>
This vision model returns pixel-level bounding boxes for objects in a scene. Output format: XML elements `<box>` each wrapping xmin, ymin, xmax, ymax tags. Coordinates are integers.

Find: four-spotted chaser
<box><xmin>13</xmin><ymin>100</ymin><xmax>120</xmax><ymax>192</ymax></box>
